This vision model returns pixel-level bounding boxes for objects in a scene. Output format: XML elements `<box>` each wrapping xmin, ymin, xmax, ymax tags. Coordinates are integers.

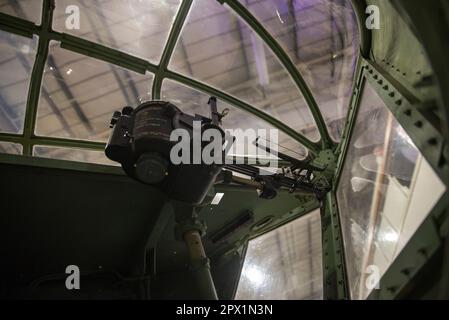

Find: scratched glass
<box><xmin>0</xmin><ymin>0</ymin><xmax>43</xmax><ymax>24</ymax></box>
<box><xmin>35</xmin><ymin>42</ymin><xmax>153</xmax><ymax>142</ymax></box>
<box><xmin>336</xmin><ymin>82</ymin><xmax>445</xmax><ymax>299</ymax></box>
<box><xmin>52</xmin><ymin>0</ymin><xmax>181</xmax><ymax>64</ymax></box>
<box><xmin>0</xmin><ymin>142</ymin><xmax>22</xmax><ymax>155</ymax></box>
<box><xmin>33</xmin><ymin>145</ymin><xmax>118</xmax><ymax>166</ymax></box>
<box><xmin>235</xmin><ymin>209</ymin><xmax>322</xmax><ymax>300</ymax></box>
<box><xmin>0</xmin><ymin>30</ymin><xmax>38</xmax><ymax>134</ymax></box>
<box><xmin>239</xmin><ymin>0</ymin><xmax>359</xmax><ymax>141</ymax></box>
<box><xmin>169</xmin><ymin>0</ymin><xmax>320</xmax><ymax>142</ymax></box>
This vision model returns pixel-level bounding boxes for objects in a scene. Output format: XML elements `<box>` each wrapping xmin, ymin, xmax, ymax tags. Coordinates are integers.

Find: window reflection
<box><xmin>36</xmin><ymin>42</ymin><xmax>153</xmax><ymax>142</ymax></box>
<box><xmin>52</xmin><ymin>0</ymin><xmax>181</xmax><ymax>64</ymax></box>
<box><xmin>170</xmin><ymin>0</ymin><xmax>320</xmax><ymax>142</ymax></box>
<box><xmin>235</xmin><ymin>209</ymin><xmax>322</xmax><ymax>300</ymax></box>
<box><xmin>337</xmin><ymin>82</ymin><xmax>446</xmax><ymax>299</ymax></box>
<box><xmin>0</xmin><ymin>141</ymin><xmax>22</xmax><ymax>155</ymax></box>
<box><xmin>0</xmin><ymin>0</ymin><xmax>42</xmax><ymax>24</ymax></box>
<box><xmin>0</xmin><ymin>30</ymin><xmax>37</xmax><ymax>134</ymax></box>
<box><xmin>33</xmin><ymin>145</ymin><xmax>118</xmax><ymax>166</ymax></box>
<box><xmin>238</xmin><ymin>0</ymin><xmax>359</xmax><ymax>141</ymax></box>
<box><xmin>161</xmin><ymin>78</ymin><xmax>308</xmax><ymax>159</ymax></box>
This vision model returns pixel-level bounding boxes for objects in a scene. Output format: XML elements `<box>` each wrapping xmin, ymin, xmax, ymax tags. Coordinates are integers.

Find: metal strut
<box><xmin>173</xmin><ymin>201</ymin><xmax>218</xmax><ymax>300</ymax></box>
<box><xmin>184</xmin><ymin>230</ymin><xmax>218</xmax><ymax>300</ymax></box>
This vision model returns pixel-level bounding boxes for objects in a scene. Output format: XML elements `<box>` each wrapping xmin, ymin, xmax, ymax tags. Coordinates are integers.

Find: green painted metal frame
<box><xmin>335</xmin><ymin>56</ymin><xmax>448</xmax><ymax>192</ymax></box>
<box><xmin>333</xmin><ymin>53</ymin><xmax>449</xmax><ymax>299</ymax></box>
<box><xmin>0</xmin><ymin>0</ymin><xmax>363</xmax><ymax>300</ymax></box>
<box><xmin>0</xmin><ymin>152</ymin><xmax>123</xmax><ymax>175</ymax></box>
<box><xmin>318</xmin><ymin>1</ymin><xmax>370</xmax><ymax>298</ymax></box>
<box><xmin>350</xmin><ymin>0</ymin><xmax>371</xmax><ymax>59</ymax></box>
<box><xmin>391</xmin><ymin>0</ymin><xmax>449</xmax><ymax>143</ymax></box>
<box><xmin>6</xmin><ymin>0</ymin><xmax>446</xmax><ymax>301</ymax></box>
<box><xmin>367</xmin><ymin>193</ymin><xmax>448</xmax><ymax>299</ymax></box>
<box><xmin>321</xmin><ymin>191</ymin><xmax>349</xmax><ymax>299</ymax></box>
<box><xmin>151</xmin><ymin>0</ymin><xmax>193</xmax><ymax>101</ymax></box>
<box><xmin>330</xmin><ymin>0</ymin><xmax>449</xmax><ymax>299</ymax></box>
<box><xmin>0</xmin><ymin>0</ymin><xmax>328</xmax><ymax>157</ymax></box>
<box><xmin>364</xmin><ymin>60</ymin><xmax>448</xmax><ymax>182</ymax></box>
<box><xmin>333</xmin><ymin>57</ymin><xmax>364</xmax><ymax>188</ymax></box>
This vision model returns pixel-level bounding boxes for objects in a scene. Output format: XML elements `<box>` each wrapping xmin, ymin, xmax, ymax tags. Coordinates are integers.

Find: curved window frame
<box><xmin>2</xmin><ymin>0</ymin><xmax>443</xmax><ymax>302</ymax></box>
<box><xmin>0</xmin><ymin>0</ymin><xmax>359</xmax><ymax>158</ymax></box>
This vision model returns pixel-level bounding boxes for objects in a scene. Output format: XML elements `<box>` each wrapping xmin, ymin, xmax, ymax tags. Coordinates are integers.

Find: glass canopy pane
<box><xmin>52</xmin><ymin>0</ymin><xmax>181</xmax><ymax>64</ymax></box>
<box><xmin>169</xmin><ymin>0</ymin><xmax>320</xmax><ymax>142</ymax></box>
<box><xmin>0</xmin><ymin>30</ymin><xmax>37</xmax><ymax>134</ymax></box>
<box><xmin>239</xmin><ymin>0</ymin><xmax>359</xmax><ymax>141</ymax></box>
<box><xmin>336</xmin><ymin>82</ymin><xmax>446</xmax><ymax>299</ymax></box>
<box><xmin>0</xmin><ymin>141</ymin><xmax>22</xmax><ymax>155</ymax></box>
<box><xmin>161</xmin><ymin>78</ymin><xmax>308</xmax><ymax>160</ymax></box>
<box><xmin>235</xmin><ymin>209</ymin><xmax>322</xmax><ymax>299</ymax></box>
<box><xmin>0</xmin><ymin>0</ymin><xmax>42</xmax><ymax>24</ymax></box>
<box><xmin>33</xmin><ymin>145</ymin><xmax>118</xmax><ymax>166</ymax></box>
<box><xmin>36</xmin><ymin>42</ymin><xmax>153</xmax><ymax>142</ymax></box>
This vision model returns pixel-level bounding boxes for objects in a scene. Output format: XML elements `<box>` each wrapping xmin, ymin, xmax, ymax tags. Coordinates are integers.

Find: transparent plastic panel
<box><xmin>239</xmin><ymin>0</ymin><xmax>359</xmax><ymax>141</ymax></box>
<box><xmin>52</xmin><ymin>0</ymin><xmax>181</xmax><ymax>64</ymax></box>
<box><xmin>0</xmin><ymin>31</ymin><xmax>37</xmax><ymax>134</ymax></box>
<box><xmin>0</xmin><ymin>141</ymin><xmax>22</xmax><ymax>155</ymax></box>
<box><xmin>33</xmin><ymin>145</ymin><xmax>118</xmax><ymax>166</ymax></box>
<box><xmin>36</xmin><ymin>42</ymin><xmax>153</xmax><ymax>142</ymax></box>
<box><xmin>235</xmin><ymin>209</ymin><xmax>322</xmax><ymax>300</ymax></box>
<box><xmin>0</xmin><ymin>0</ymin><xmax>42</xmax><ymax>24</ymax></box>
<box><xmin>169</xmin><ymin>0</ymin><xmax>320</xmax><ymax>142</ymax></box>
<box><xmin>161</xmin><ymin>78</ymin><xmax>308</xmax><ymax>160</ymax></box>
<box><xmin>336</xmin><ymin>82</ymin><xmax>446</xmax><ymax>299</ymax></box>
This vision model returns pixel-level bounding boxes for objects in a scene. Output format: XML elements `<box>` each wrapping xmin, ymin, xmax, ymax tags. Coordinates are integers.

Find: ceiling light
<box><xmin>243</xmin><ymin>266</ymin><xmax>265</xmax><ymax>286</ymax></box>
<box><xmin>383</xmin><ymin>230</ymin><xmax>399</xmax><ymax>242</ymax></box>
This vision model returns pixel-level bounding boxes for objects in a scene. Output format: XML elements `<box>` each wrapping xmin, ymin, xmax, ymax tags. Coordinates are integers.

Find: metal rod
<box><xmin>184</xmin><ymin>230</ymin><xmax>218</xmax><ymax>300</ymax></box>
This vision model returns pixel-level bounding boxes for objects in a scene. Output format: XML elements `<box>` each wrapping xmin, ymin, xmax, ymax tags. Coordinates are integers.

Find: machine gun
<box><xmin>105</xmin><ymin>97</ymin><xmax>329</xmax><ymax>204</ymax></box>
